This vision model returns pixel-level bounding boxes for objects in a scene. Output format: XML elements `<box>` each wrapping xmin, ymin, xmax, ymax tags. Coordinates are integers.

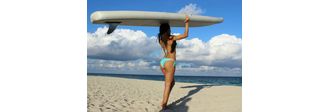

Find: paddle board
<box><xmin>90</xmin><ymin>11</ymin><xmax>223</xmax><ymax>34</ymax></box>
<box><xmin>91</xmin><ymin>11</ymin><xmax>223</xmax><ymax>26</ymax></box>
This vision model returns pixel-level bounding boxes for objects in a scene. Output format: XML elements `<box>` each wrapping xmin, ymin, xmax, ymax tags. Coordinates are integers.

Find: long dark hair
<box><xmin>158</xmin><ymin>23</ymin><xmax>176</xmax><ymax>53</ymax></box>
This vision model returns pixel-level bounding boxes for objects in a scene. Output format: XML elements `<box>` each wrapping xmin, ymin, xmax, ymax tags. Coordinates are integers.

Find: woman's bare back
<box><xmin>159</xmin><ymin>36</ymin><xmax>176</xmax><ymax>60</ymax></box>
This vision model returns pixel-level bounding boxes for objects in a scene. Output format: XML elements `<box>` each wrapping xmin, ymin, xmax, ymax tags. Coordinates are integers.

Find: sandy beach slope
<box><xmin>88</xmin><ymin>76</ymin><xmax>241</xmax><ymax>112</ymax></box>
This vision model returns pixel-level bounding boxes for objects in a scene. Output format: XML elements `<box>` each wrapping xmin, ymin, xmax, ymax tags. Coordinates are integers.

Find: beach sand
<box><xmin>88</xmin><ymin>76</ymin><xmax>241</xmax><ymax>112</ymax></box>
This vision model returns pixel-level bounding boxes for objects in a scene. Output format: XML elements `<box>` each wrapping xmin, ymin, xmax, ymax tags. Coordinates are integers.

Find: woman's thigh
<box><xmin>164</xmin><ymin>61</ymin><xmax>175</xmax><ymax>81</ymax></box>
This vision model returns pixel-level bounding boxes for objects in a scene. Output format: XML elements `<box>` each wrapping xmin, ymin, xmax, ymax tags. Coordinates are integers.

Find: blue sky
<box><xmin>87</xmin><ymin>0</ymin><xmax>242</xmax><ymax>76</ymax></box>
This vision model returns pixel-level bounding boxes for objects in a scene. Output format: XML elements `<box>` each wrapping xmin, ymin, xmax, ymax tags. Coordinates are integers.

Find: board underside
<box><xmin>91</xmin><ymin>11</ymin><xmax>223</xmax><ymax>27</ymax></box>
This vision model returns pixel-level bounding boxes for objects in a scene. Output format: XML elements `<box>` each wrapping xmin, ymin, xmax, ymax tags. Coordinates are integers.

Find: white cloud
<box><xmin>87</xmin><ymin>27</ymin><xmax>241</xmax><ymax>76</ymax></box>
<box><xmin>87</xmin><ymin>27</ymin><xmax>160</xmax><ymax>60</ymax></box>
<box><xmin>88</xmin><ymin>59</ymin><xmax>153</xmax><ymax>70</ymax></box>
<box><xmin>176</xmin><ymin>34</ymin><xmax>242</xmax><ymax>67</ymax></box>
<box><xmin>87</xmin><ymin>27</ymin><xmax>241</xmax><ymax>67</ymax></box>
<box><xmin>177</xmin><ymin>3</ymin><xmax>203</xmax><ymax>15</ymax></box>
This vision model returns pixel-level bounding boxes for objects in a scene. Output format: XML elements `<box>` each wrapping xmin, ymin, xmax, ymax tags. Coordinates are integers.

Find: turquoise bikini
<box><xmin>160</xmin><ymin>57</ymin><xmax>176</xmax><ymax>76</ymax></box>
<box><xmin>160</xmin><ymin>58</ymin><xmax>176</xmax><ymax>68</ymax></box>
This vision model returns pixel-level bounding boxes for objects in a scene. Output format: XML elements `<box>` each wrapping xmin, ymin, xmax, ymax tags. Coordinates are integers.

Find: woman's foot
<box><xmin>160</xmin><ymin>105</ymin><xmax>169</xmax><ymax>112</ymax></box>
<box><xmin>161</xmin><ymin>102</ymin><xmax>167</xmax><ymax>110</ymax></box>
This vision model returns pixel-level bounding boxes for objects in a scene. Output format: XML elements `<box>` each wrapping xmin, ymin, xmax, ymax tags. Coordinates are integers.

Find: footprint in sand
<box><xmin>99</xmin><ymin>104</ymin><xmax>104</xmax><ymax>107</ymax></box>
<box><xmin>121</xmin><ymin>105</ymin><xmax>126</xmax><ymax>108</ymax></box>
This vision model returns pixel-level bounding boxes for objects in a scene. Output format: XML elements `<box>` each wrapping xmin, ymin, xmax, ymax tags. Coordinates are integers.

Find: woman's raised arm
<box><xmin>174</xmin><ymin>16</ymin><xmax>189</xmax><ymax>40</ymax></box>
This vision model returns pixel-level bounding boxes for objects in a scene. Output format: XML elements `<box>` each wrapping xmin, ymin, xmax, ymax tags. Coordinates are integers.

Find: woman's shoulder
<box><xmin>169</xmin><ymin>35</ymin><xmax>176</xmax><ymax>40</ymax></box>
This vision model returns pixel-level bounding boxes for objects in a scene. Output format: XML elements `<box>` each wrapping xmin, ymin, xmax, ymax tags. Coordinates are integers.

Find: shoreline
<box><xmin>87</xmin><ymin>74</ymin><xmax>242</xmax><ymax>86</ymax></box>
<box><xmin>87</xmin><ymin>72</ymin><xmax>242</xmax><ymax>78</ymax></box>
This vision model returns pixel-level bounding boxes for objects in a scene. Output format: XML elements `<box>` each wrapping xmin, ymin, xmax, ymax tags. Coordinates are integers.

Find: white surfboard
<box><xmin>91</xmin><ymin>11</ymin><xmax>223</xmax><ymax>27</ymax></box>
<box><xmin>90</xmin><ymin>11</ymin><xmax>223</xmax><ymax>34</ymax></box>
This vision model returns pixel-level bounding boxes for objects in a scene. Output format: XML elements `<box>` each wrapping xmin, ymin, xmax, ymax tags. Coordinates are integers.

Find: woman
<box><xmin>158</xmin><ymin>16</ymin><xmax>189</xmax><ymax>110</ymax></box>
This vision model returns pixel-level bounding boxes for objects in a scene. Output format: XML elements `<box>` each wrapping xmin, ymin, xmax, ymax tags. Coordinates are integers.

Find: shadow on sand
<box><xmin>165</xmin><ymin>84</ymin><xmax>214</xmax><ymax>112</ymax></box>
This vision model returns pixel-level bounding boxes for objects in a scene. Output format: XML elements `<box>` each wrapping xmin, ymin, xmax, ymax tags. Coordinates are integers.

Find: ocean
<box><xmin>88</xmin><ymin>73</ymin><xmax>242</xmax><ymax>86</ymax></box>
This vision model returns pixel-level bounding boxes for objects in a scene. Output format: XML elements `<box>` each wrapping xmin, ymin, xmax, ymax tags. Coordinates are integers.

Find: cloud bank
<box><xmin>177</xmin><ymin>3</ymin><xmax>203</xmax><ymax>15</ymax></box>
<box><xmin>87</xmin><ymin>27</ymin><xmax>241</xmax><ymax>76</ymax></box>
<box><xmin>87</xmin><ymin>26</ymin><xmax>159</xmax><ymax>61</ymax></box>
<box><xmin>88</xmin><ymin>59</ymin><xmax>241</xmax><ymax>76</ymax></box>
<box><xmin>177</xmin><ymin>34</ymin><xmax>242</xmax><ymax>68</ymax></box>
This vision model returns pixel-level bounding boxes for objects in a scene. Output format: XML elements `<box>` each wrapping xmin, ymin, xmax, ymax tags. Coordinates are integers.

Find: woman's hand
<box><xmin>184</xmin><ymin>15</ymin><xmax>190</xmax><ymax>23</ymax></box>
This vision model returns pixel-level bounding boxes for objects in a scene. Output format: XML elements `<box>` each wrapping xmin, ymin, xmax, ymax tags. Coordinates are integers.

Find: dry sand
<box><xmin>88</xmin><ymin>76</ymin><xmax>241</xmax><ymax>112</ymax></box>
